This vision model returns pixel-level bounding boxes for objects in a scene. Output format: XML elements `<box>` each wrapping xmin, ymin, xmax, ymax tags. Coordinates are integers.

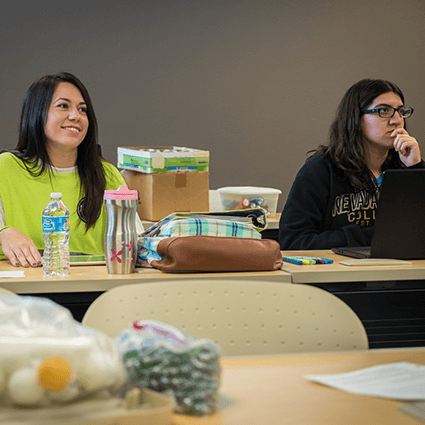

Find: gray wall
<box><xmin>2</xmin><ymin>0</ymin><xmax>425</xmax><ymax>212</ymax></box>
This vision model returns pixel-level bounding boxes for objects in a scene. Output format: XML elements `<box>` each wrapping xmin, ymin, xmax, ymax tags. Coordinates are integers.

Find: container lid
<box><xmin>217</xmin><ymin>186</ymin><xmax>282</xmax><ymax>195</ymax></box>
<box><xmin>104</xmin><ymin>185</ymin><xmax>138</xmax><ymax>200</ymax></box>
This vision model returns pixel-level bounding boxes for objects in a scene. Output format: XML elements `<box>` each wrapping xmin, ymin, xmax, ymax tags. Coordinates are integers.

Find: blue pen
<box><xmin>282</xmin><ymin>257</ymin><xmax>305</xmax><ymax>265</ymax></box>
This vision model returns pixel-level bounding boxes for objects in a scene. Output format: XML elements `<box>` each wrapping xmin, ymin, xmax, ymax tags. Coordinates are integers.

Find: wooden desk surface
<box><xmin>173</xmin><ymin>348</ymin><xmax>425</xmax><ymax>425</ymax></box>
<box><xmin>281</xmin><ymin>249</ymin><xmax>425</xmax><ymax>283</ymax></box>
<box><xmin>0</xmin><ymin>261</ymin><xmax>290</xmax><ymax>294</ymax></box>
<box><xmin>2</xmin><ymin>246</ymin><xmax>425</xmax><ymax>294</ymax></box>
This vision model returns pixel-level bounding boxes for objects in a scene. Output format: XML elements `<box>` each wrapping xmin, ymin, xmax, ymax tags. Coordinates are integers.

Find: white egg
<box><xmin>48</xmin><ymin>380</ymin><xmax>80</xmax><ymax>403</ymax></box>
<box><xmin>78</xmin><ymin>351</ymin><xmax>113</xmax><ymax>392</ymax></box>
<box><xmin>8</xmin><ymin>368</ymin><xmax>45</xmax><ymax>406</ymax></box>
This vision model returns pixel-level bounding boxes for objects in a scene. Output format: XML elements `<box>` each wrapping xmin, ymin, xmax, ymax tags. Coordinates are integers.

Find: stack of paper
<box><xmin>0</xmin><ymin>271</ymin><xmax>25</xmax><ymax>278</ymax></box>
<box><xmin>305</xmin><ymin>362</ymin><xmax>425</xmax><ymax>400</ymax></box>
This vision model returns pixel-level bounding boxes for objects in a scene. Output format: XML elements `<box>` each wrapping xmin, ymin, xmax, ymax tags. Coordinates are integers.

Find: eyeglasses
<box><xmin>362</xmin><ymin>106</ymin><xmax>414</xmax><ymax>119</ymax></box>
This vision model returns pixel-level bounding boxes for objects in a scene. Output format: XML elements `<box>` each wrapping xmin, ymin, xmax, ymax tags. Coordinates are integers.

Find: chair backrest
<box><xmin>0</xmin><ymin>287</ymin><xmax>18</xmax><ymax>297</ymax></box>
<box><xmin>82</xmin><ymin>280</ymin><xmax>368</xmax><ymax>356</ymax></box>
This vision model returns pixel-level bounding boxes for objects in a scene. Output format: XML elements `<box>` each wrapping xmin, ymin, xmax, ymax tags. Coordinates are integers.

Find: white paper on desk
<box><xmin>305</xmin><ymin>362</ymin><xmax>425</xmax><ymax>400</ymax></box>
<box><xmin>0</xmin><ymin>271</ymin><xmax>25</xmax><ymax>278</ymax></box>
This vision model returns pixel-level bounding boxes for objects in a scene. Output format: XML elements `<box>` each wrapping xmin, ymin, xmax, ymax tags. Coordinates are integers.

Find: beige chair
<box><xmin>0</xmin><ymin>287</ymin><xmax>18</xmax><ymax>297</ymax></box>
<box><xmin>82</xmin><ymin>280</ymin><xmax>368</xmax><ymax>356</ymax></box>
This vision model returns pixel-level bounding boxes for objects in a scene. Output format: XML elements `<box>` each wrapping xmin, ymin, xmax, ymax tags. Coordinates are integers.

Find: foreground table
<box><xmin>173</xmin><ymin>348</ymin><xmax>425</xmax><ymax>425</ymax></box>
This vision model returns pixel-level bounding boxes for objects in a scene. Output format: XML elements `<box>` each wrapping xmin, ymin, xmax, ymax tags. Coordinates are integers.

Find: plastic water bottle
<box><xmin>42</xmin><ymin>193</ymin><xmax>70</xmax><ymax>276</ymax></box>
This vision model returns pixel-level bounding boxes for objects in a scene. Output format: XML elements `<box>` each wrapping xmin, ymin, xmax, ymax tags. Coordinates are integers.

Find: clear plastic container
<box><xmin>217</xmin><ymin>186</ymin><xmax>282</xmax><ymax>215</ymax></box>
<box><xmin>42</xmin><ymin>193</ymin><xmax>70</xmax><ymax>276</ymax></box>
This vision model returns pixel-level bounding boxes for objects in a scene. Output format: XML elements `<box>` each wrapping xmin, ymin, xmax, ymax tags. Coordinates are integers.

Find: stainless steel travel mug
<box><xmin>104</xmin><ymin>185</ymin><xmax>138</xmax><ymax>274</ymax></box>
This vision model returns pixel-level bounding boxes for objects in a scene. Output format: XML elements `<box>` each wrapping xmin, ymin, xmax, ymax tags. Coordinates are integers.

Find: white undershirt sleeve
<box><xmin>136</xmin><ymin>214</ymin><xmax>145</xmax><ymax>236</ymax></box>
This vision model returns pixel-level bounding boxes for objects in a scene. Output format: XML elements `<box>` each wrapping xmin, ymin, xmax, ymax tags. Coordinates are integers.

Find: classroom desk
<box><xmin>0</xmin><ymin>260</ymin><xmax>291</xmax><ymax>321</ymax></box>
<box><xmin>0</xmin><ymin>262</ymin><xmax>290</xmax><ymax>294</ymax></box>
<box><xmin>2</xmin><ymin>246</ymin><xmax>424</xmax><ymax>348</ymax></box>
<box><xmin>281</xmin><ymin>249</ymin><xmax>425</xmax><ymax>349</ymax></box>
<box><xmin>281</xmin><ymin>249</ymin><xmax>425</xmax><ymax>283</ymax></box>
<box><xmin>173</xmin><ymin>348</ymin><xmax>425</xmax><ymax>425</ymax></box>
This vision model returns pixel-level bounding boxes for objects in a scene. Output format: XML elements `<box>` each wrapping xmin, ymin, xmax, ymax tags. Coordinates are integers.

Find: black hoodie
<box><xmin>279</xmin><ymin>153</ymin><xmax>424</xmax><ymax>250</ymax></box>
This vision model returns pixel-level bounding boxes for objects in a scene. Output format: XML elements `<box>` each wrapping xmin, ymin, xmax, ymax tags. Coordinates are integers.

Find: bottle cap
<box><xmin>104</xmin><ymin>185</ymin><xmax>138</xmax><ymax>200</ymax></box>
<box><xmin>50</xmin><ymin>192</ymin><xmax>62</xmax><ymax>198</ymax></box>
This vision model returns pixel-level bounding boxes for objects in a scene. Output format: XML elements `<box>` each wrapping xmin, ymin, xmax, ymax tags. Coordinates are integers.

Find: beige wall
<box><xmin>1</xmin><ymin>0</ymin><xmax>425</xmax><ymax>212</ymax></box>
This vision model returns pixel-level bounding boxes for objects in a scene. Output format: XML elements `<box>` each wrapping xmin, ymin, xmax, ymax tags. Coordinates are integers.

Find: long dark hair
<box><xmin>10</xmin><ymin>72</ymin><xmax>106</xmax><ymax>230</ymax></box>
<box><xmin>309</xmin><ymin>79</ymin><xmax>406</xmax><ymax>190</ymax></box>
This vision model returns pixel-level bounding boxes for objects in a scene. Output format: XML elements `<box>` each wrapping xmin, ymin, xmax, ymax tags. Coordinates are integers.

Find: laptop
<box><xmin>332</xmin><ymin>168</ymin><xmax>425</xmax><ymax>260</ymax></box>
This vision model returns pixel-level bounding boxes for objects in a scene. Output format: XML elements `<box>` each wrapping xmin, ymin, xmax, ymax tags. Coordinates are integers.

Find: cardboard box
<box><xmin>118</xmin><ymin>146</ymin><xmax>209</xmax><ymax>174</ymax></box>
<box><xmin>121</xmin><ymin>169</ymin><xmax>209</xmax><ymax>221</ymax></box>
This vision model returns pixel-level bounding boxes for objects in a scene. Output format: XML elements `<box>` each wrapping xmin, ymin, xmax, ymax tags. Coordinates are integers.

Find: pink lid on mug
<box><xmin>104</xmin><ymin>185</ymin><xmax>138</xmax><ymax>200</ymax></box>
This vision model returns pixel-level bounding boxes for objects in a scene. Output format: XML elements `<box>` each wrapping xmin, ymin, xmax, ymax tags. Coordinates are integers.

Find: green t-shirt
<box><xmin>0</xmin><ymin>152</ymin><xmax>125</xmax><ymax>257</ymax></box>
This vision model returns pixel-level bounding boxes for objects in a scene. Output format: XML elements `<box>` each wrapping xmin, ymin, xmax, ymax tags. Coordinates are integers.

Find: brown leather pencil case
<box><xmin>150</xmin><ymin>235</ymin><xmax>283</xmax><ymax>272</ymax></box>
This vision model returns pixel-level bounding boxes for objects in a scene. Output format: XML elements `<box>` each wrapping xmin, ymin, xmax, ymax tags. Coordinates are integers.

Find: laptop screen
<box><xmin>333</xmin><ymin>168</ymin><xmax>425</xmax><ymax>260</ymax></box>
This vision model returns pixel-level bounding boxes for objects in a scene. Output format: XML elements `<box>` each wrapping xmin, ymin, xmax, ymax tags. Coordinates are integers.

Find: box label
<box><xmin>118</xmin><ymin>147</ymin><xmax>209</xmax><ymax>174</ymax></box>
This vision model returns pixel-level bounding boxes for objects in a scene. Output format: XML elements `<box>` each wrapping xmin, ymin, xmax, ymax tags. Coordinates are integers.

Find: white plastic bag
<box><xmin>0</xmin><ymin>294</ymin><xmax>125</xmax><ymax>407</ymax></box>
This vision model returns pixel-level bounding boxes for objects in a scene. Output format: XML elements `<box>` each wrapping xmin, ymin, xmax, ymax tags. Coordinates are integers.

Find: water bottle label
<box><xmin>42</xmin><ymin>216</ymin><xmax>70</xmax><ymax>232</ymax></box>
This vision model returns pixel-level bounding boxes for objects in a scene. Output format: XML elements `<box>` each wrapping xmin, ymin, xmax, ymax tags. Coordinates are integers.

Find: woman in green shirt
<box><xmin>0</xmin><ymin>72</ymin><xmax>138</xmax><ymax>267</ymax></box>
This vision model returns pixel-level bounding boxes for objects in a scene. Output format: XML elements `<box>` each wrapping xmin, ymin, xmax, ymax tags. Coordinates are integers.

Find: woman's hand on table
<box><xmin>0</xmin><ymin>228</ymin><xmax>42</xmax><ymax>267</ymax></box>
